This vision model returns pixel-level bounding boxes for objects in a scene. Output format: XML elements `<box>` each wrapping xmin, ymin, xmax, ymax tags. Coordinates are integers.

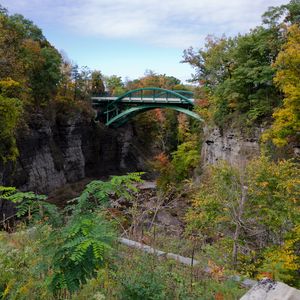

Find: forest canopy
<box><xmin>182</xmin><ymin>0</ymin><xmax>300</xmax><ymax>147</ymax></box>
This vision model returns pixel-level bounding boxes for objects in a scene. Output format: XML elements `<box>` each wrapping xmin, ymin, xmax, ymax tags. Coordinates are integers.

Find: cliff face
<box><xmin>201</xmin><ymin>126</ymin><xmax>263</xmax><ymax>168</ymax></box>
<box><xmin>0</xmin><ymin>113</ymin><xmax>144</xmax><ymax>219</ymax></box>
<box><xmin>0</xmin><ymin>114</ymin><xmax>144</xmax><ymax>193</ymax></box>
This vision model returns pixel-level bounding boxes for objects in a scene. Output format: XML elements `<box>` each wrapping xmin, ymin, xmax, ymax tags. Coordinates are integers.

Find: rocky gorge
<box><xmin>0</xmin><ymin>111</ymin><xmax>146</xmax><ymax>220</ymax></box>
<box><xmin>0</xmin><ymin>108</ymin><xmax>270</xmax><ymax>222</ymax></box>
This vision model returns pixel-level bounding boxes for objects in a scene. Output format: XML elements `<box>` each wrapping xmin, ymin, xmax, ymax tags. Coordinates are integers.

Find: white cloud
<box><xmin>1</xmin><ymin>0</ymin><xmax>289</xmax><ymax>48</ymax></box>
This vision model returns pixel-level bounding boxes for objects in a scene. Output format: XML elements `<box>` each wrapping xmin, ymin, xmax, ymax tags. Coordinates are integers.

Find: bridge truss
<box><xmin>91</xmin><ymin>87</ymin><xmax>203</xmax><ymax>127</ymax></box>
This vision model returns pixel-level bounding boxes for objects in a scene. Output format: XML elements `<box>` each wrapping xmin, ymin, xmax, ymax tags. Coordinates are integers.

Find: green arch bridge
<box><xmin>91</xmin><ymin>87</ymin><xmax>203</xmax><ymax>127</ymax></box>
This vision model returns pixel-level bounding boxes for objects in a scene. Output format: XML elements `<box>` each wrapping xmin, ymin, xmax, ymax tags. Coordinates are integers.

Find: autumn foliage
<box><xmin>263</xmin><ymin>24</ymin><xmax>300</xmax><ymax>147</ymax></box>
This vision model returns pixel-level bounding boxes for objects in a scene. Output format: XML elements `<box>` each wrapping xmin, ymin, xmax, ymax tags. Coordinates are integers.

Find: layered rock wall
<box><xmin>201</xmin><ymin>126</ymin><xmax>263</xmax><ymax>168</ymax></box>
<box><xmin>0</xmin><ymin>113</ymin><xmax>144</xmax><ymax>219</ymax></box>
<box><xmin>1</xmin><ymin>114</ymin><xmax>117</xmax><ymax>193</ymax></box>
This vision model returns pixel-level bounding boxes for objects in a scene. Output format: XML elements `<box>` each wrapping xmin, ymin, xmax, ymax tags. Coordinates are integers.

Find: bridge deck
<box><xmin>92</xmin><ymin>97</ymin><xmax>195</xmax><ymax>104</ymax></box>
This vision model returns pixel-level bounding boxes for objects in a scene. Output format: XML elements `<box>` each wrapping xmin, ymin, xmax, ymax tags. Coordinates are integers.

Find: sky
<box><xmin>0</xmin><ymin>0</ymin><xmax>289</xmax><ymax>83</ymax></box>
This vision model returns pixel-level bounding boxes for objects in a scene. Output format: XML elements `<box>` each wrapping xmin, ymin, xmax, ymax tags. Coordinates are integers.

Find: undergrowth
<box><xmin>0</xmin><ymin>173</ymin><xmax>248</xmax><ymax>299</ymax></box>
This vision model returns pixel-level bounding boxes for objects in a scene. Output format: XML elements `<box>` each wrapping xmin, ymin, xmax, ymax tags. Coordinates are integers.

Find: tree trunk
<box><xmin>232</xmin><ymin>185</ymin><xmax>248</xmax><ymax>268</ymax></box>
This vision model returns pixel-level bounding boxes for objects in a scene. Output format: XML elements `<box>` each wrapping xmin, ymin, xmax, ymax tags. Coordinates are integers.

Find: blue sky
<box><xmin>1</xmin><ymin>0</ymin><xmax>289</xmax><ymax>83</ymax></box>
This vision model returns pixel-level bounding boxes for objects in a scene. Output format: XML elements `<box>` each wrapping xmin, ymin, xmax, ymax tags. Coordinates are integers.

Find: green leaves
<box><xmin>0</xmin><ymin>95</ymin><xmax>22</xmax><ymax>162</ymax></box>
<box><xmin>1</xmin><ymin>188</ymin><xmax>61</xmax><ymax>227</ymax></box>
<box><xmin>104</xmin><ymin>75</ymin><xmax>125</xmax><ymax>96</ymax></box>
<box><xmin>71</xmin><ymin>173</ymin><xmax>144</xmax><ymax>215</ymax></box>
<box><xmin>171</xmin><ymin>140</ymin><xmax>200</xmax><ymax>181</ymax></box>
<box><xmin>47</xmin><ymin>173</ymin><xmax>143</xmax><ymax>295</ymax></box>
<box><xmin>0</xmin><ymin>173</ymin><xmax>144</xmax><ymax>297</ymax></box>
<box><xmin>186</xmin><ymin>156</ymin><xmax>300</xmax><ymax>283</ymax></box>
<box><xmin>182</xmin><ymin>3</ymin><xmax>300</xmax><ymax>126</ymax></box>
<box><xmin>48</xmin><ymin>211</ymin><xmax>116</xmax><ymax>294</ymax></box>
<box><xmin>0</xmin><ymin>186</ymin><xmax>16</xmax><ymax>197</ymax></box>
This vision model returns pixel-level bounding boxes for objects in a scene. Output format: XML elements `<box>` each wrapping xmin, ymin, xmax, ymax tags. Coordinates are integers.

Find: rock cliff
<box><xmin>201</xmin><ymin>126</ymin><xmax>263</xmax><ymax>168</ymax></box>
<box><xmin>0</xmin><ymin>112</ymin><xmax>144</xmax><ymax>219</ymax></box>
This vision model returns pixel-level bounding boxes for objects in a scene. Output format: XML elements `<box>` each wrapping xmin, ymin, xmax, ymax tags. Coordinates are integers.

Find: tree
<box><xmin>23</xmin><ymin>41</ymin><xmax>62</xmax><ymax>105</ymax></box>
<box><xmin>71</xmin><ymin>64</ymin><xmax>80</xmax><ymax>101</ymax></box>
<box><xmin>0</xmin><ymin>95</ymin><xmax>22</xmax><ymax>162</ymax></box>
<box><xmin>186</xmin><ymin>156</ymin><xmax>300</xmax><ymax>279</ymax></box>
<box><xmin>57</xmin><ymin>53</ymin><xmax>73</xmax><ymax>98</ymax></box>
<box><xmin>8</xmin><ymin>13</ymin><xmax>45</xmax><ymax>41</ymax></box>
<box><xmin>91</xmin><ymin>70</ymin><xmax>105</xmax><ymax>96</ymax></box>
<box><xmin>104</xmin><ymin>75</ymin><xmax>125</xmax><ymax>96</ymax></box>
<box><xmin>263</xmin><ymin>24</ymin><xmax>300</xmax><ymax>146</ymax></box>
<box><xmin>0</xmin><ymin>11</ymin><xmax>26</xmax><ymax>83</ymax></box>
<box><xmin>182</xmin><ymin>1</ymin><xmax>300</xmax><ymax>126</ymax></box>
<box><xmin>125</xmin><ymin>71</ymin><xmax>183</xmax><ymax>91</ymax></box>
<box><xmin>262</xmin><ymin>0</ymin><xmax>300</xmax><ymax>26</ymax></box>
<box><xmin>182</xmin><ymin>36</ymin><xmax>235</xmax><ymax>88</ymax></box>
<box><xmin>0</xmin><ymin>10</ymin><xmax>62</xmax><ymax>106</ymax></box>
<box><xmin>0</xmin><ymin>5</ymin><xmax>7</xmax><ymax>15</ymax></box>
<box><xmin>183</xmin><ymin>28</ymin><xmax>282</xmax><ymax>126</ymax></box>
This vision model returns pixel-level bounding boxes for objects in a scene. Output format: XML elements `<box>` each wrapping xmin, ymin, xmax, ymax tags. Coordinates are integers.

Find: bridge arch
<box><xmin>106</xmin><ymin>104</ymin><xmax>204</xmax><ymax>127</ymax></box>
<box><xmin>91</xmin><ymin>87</ymin><xmax>203</xmax><ymax>127</ymax></box>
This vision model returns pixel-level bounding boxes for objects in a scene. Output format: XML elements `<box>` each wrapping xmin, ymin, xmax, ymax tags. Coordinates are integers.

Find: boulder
<box><xmin>240</xmin><ymin>278</ymin><xmax>300</xmax><ymax>300</ymax></box>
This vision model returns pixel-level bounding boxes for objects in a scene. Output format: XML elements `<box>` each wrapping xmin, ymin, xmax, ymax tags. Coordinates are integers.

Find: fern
<box><xmin>0</xmin><ymin>186</ymin><xmax>16</xmax><ymax>198</ymax></box>
<box><xmin>0</xmin><ymin>174</ymin><xmax>144</xmax><ymax>297</ymax></box>
<box><xmin>48</xmin><ymin>213</ymin><xmax>116</xmax><ymax>295</ymax></box>
<box><xmin>2</xmin><ymin>188</ymin><xmax>61</xmax><ymax>226</ymax></box>
<box><xmin>49</xmin><ymin>173</ymin><xmax>143</xmax><ymax>295</ymax></box>
<box><xmin>71</xmin><ymin>172</ymin><xmax>144</xmax><ymax>215</ymax></box>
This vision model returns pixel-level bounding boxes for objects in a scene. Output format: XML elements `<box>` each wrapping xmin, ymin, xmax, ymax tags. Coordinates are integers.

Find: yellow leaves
<box><xmin>2</xmin><ymin>279</ymin><xmax>16</xmax><ymax>298</ymax></box>
<box><xmin>19</xmin><ymin>279</ymin><xmax>35</xmax><ymax>296</ymax></box>
<box><xmin>0</xmin><ymin>77</ymin><xmax>22</xmax><ymax>98</ymax></box>
<box><xmin>285</xmin><ymin>178</ymin><xmax>300</xmax><ymax>195</ymax></box>
<box><xmin>0</xmin><ymin>77</ymin><xmax>20</xmax><ymax>88</ymax></box>
<box><xmin>260</xmin><ymin>181</ymin><xmax>269</xmax><ymax>188</ymax></box>
<box><xmin>208</xmin><ymin>260</ymin><xmax>225</xmax><ymax>281</ymax></box>
<box><xmin>258</xmin><ymin>224</ymin><xmax>300</xmax><ymax>285</ymax></box>
<box><xmin>264</xmin><ymin>24</ymin><xmax>300</xmax><ymax>147</ymax></box>
<box><xmin>263</xmin><ymin>246</ymin><xmax>298</xmax><ymax>274</ymax></box>
<box><xmin>273</xmin><ymin>27</ymin><xmax>300</xmax><ymax>77</ymax></box>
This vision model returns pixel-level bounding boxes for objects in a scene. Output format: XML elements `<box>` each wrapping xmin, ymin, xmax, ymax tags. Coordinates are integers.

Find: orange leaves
<box><xmin>257</xmin><ymin>272</ymin><xmax>273</xmax><ymax>280</ymax></box>
<box><xmin>214</xmin><ymin>292</ymin><xmax>224</xmax><ymax>300</ymax></box>
<box><xmin>208</xmin><ymin>260</ymin><xmax>225</xmax><ymax>281</ymax></box>
<box><xmin>195</xmin><ymin>98</ymin><xmax>210</xmax><ymax>108</ymax></box>
<box><xmin>153</xmin><ymin>108</ymin><xmax>165</xmax><ymax>122</ymax></box>
<box><xmin>153</xmin><ymin>152</ymin><xmax>170</xmax><ymax>168</ymax></box>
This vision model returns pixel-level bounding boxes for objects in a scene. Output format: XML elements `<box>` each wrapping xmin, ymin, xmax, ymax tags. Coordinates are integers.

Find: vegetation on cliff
<box><xmin>263</xmin><ymin>24</ymin><xmax>300</xmax><ymax>146</ymax></box>
<box><xmin>182</xmin><ymin>0</ymin><xmax>300</xmax><ymax>149</ymax></box>
<box><xmin>0</xmin><ymin>6</ymin><xmax>105</xmax><ymax>163</ymax></box>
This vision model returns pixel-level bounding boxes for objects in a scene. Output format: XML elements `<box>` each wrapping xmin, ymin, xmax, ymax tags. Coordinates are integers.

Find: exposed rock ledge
<box><xmin>201</xmin><ymin>126</ymin><xmax>263</xmax><ymax>167</ymax></box>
